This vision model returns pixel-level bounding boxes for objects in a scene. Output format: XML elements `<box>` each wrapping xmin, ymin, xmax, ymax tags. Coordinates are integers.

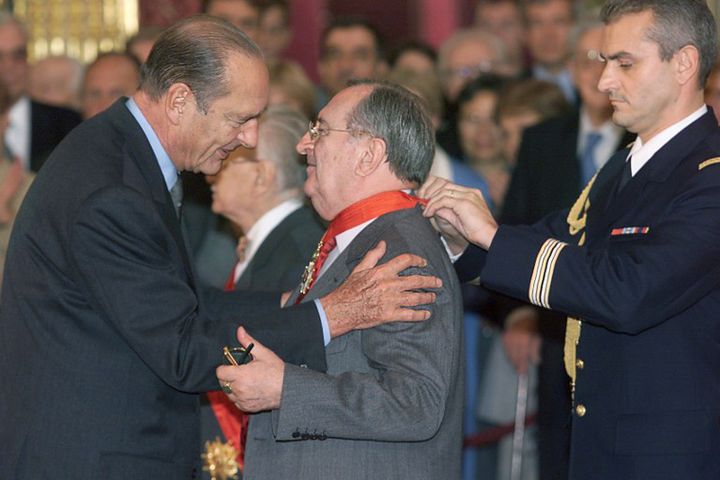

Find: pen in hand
<box><xmin>238</xmin><ymin>342</ymin><xmax>254</xmax><ymax>364</ymax></box>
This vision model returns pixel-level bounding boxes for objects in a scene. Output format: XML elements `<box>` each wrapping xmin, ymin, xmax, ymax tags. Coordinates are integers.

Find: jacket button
<box><xmin>576</xmin><ymin>359</ymin><xmax>584</xmax><ymax>370</ymax></box>
<box><xmin>300</xmin><ymin>363</ymin><xmax>308</xmax><ymax>368</ymax></box>
<box><xmin>575</xmin><ymin>404</ymin><xmax>587</xmax><ymax>417</ymax></box>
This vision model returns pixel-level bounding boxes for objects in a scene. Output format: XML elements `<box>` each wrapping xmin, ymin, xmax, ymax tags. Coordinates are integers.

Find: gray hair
<box><xmin>256</xmin><ymin>105</ymin><xmax>309</xmax><ymax>195</ymax></box>
<box><xmin>568</xmin><ymin>17</ymin><xmax>604</xmax><ymax>57</ymax></box>
<box><xmin>601</xmin><ymin>0</ymin><xmax>717</xmax><ymax>87</ymax></box>
<box><xmin>346</xmin><ymin>80</ymin><xmax>435</xmax><ymax>185</ymax></box>
<box><xmin>140</xmin><ymin>14</ymin><xmax>263</xmax><ymax>113</ymax></box>
<box><xmin>0</xmin><ymin>12</ymin><xmax>28</xmax><ymax>42</ymax></box>
<box><xmin>437</xmin><ymin>28</ymin><xmax>508</xmax><ymax>74</ymax></box>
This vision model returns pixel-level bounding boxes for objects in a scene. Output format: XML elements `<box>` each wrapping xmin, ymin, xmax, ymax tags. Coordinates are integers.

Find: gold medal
<box><xmin>202</xmin><ymin>438</ymin><xmax>239</xmax><ymax>480</ymax></box>
<box><xmin>300</xmin><ymin>240</ymin><xmax>323</xmax><ymax>295</ymax></box>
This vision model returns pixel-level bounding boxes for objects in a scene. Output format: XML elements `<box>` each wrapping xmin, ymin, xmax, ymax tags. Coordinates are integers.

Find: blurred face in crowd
<box><xmin>258</xmin><ymin>4</ymin><xmax>291</xmax><ymax>60</ymax></box>
<box><xmin>458</xmin><ymin>90</ymin><xmax>503</xmax><ymax>164</ymax></box>
<box><xmin>296</xmin><ymin>85</ymin><xmax>371</xmax><ymax>220</ymax></box>
<box><xmin>29</xmin><ymin>57</ymin><xmax>83</xmax><ymax>109</ymax></box>
<box><xmin>211</xmin><ymin>145</ymin><xmax>259</xmax><ymax>217</ymax></box>
<box><xmin>0</xmin><ymin>21</ymin><xmax>28</xmax><ymax>103</ymax></box>
<box><xmin>525</xmin><ymin>0</ymin><xmax>573</xmax><ymax>71</ymax></box>
<box><xmin>173</xmin><ymin>54</ymin><xmax>268</xmax><ymax>175</ymax></box>
<box><xmin>206</xmin><ymin>0</ymin><xmax>260</xmax><ymax>40</ymax></box>
<box><xmin>705</xmin><ymin>67</ymin><xmax>720</xmax><ymax>124</ymax></box>
<box><xmin>597</xmin><ymin>11</ymin><xmax>680</xmax><ymax>141</ymax></box>
<box><xmin>319</xmin><ymin>26</ymin><xmax>383</xmax><ymax>96</ymax></box>
<box><xmin>441</xmin><ymin>39</ymin><xmax>500</xmax><ymax>102</ymax></box>
<box><xmin>475</xmin><ymin>1</ymin><xmax>525</xmax><ymax>60</ymax></box>
<box><xmin>499</xmin><ymin>110</ymin><xmax>540</xmax><ymax>163</ymax></box>
<box><xmin>128</xmin><ymin>39</ymin><xmax>155</xmax><ymax>64</ymax></box>
<box><xmin>571</xmin><ymin>26</ymin><xmax>612</xmax><ymax>122</ymax></box>
<box><xmin>82</xmin><ymin>55</ymin><xmax>140</xmax><ymax>119</ymax></box>
<box><xmin>393</xmin><ymin>50</ymin><xmax>435</xmax><ymax>76</ymax></box>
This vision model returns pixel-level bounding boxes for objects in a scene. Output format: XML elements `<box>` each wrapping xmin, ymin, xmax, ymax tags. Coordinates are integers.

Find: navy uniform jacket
<box><xmin>457</xmin><ymin>109</ymin><xmax>720</xmax><ymax>479</ymax></box>
<box><xmin>0</xmin><ymin>99</ymin><xmax>325</xmax><ymax>479</ymax></box>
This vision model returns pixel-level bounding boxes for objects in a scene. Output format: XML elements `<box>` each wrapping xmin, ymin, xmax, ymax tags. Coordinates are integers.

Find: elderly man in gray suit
<box><xmin>217</xmin><ymin>79</ymin><xmax>464</xmax><ymax>479</ymax></box>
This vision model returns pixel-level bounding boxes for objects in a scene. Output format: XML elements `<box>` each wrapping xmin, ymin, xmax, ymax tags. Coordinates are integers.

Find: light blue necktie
<box><xmin>580</xmin><ymin>132</ymin><xmax>603</xmax><ymax>187</ymax></box>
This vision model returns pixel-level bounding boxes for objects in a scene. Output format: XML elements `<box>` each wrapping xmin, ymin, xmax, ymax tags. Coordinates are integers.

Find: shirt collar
<box><xmin>577</xmin><ymin>107</ymin><xmax>625</xmax><ymax>168</ymax></box>
<box><xmin>628</xmin><ymin>105</ymin><xmax>707</xmax><ymax>176</ymax></box>
<box><xmin>533</xmin><ymin>65</ymin><xmax>576</xmax><ymax>104</ymax></box>
<box><xmin>232</xmin><ymin>198</ymin><xmax>303</xmax><ymax>283</ymax></box>
<box><xmin>125</xmin><ymin>97</ymin><xmax>179</xmax><ymax>191</ymax></box>
<box><xmin>244</xmin><ymin>198</ymin><xmax>303</xmax><ymax>259</ymax></box>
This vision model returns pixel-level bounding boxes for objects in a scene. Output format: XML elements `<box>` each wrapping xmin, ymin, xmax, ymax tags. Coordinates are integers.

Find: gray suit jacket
<box><xmin>244</xmin><ymin>206</ymin><xmax>464</xmax><ymax>479</ymax></box>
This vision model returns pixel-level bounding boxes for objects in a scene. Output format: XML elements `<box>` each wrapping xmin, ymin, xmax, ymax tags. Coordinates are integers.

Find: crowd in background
<box><xmin>2</xmin><ymin>1</ymin><xmax>719</xmax><ymax>479</ymax></box>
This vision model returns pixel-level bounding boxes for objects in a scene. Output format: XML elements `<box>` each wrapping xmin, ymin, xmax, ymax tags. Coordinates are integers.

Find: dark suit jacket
<box><xmin>457</xmin><ymin>110</ymin><xmax>720</xmax><ymax>479</ymax></box>
<box><xmin>199</xmin><ymin>205</ymin><xmax>323</xmax><ymax>477</ymax></box>
<box><xmin>0</xmin><ymin>99</ymin><xmax>325</xmax><ymax>479</ymax></box>
<box><xmin>502</xmin><ymin>112</ymin><xmax>635</xmax><ymax>226</ymax></box>
<box><xmin>29</xmin><ymin>100</ymin><xmax>82</xmax><ymax>172</ymax></box>
<box><xmin>234</xmin><ymin>206</ymin><xmax>324</xmax><ymax>292</ymax></box>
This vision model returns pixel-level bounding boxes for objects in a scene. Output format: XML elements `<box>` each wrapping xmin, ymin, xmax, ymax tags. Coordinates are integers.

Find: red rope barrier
<box><xmin>463</xmin><ymin>414</ymin><xmax>537</xmax><ymax>448</ymax></box>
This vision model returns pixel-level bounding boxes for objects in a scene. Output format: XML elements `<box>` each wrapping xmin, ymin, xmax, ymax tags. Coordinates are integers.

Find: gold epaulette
<box><xmin>698</xmin><ymin>157</ymin><xmax>720</xmax><ymax>170</ymax></box>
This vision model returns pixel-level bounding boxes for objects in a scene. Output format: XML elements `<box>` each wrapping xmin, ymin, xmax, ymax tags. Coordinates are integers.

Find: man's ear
<box><xmin>253</xmin><ymin>159</ymin><xmax>276</xmax><ymax>195</ymax></box>
<box><xmin>675</xmin><ymin>44</ymin><xmax>700</xmax><ymax>86</ymax></box>
<box><xmin>166</xmin><ymin>83</ymin><xmax>191</xmax><ymax>125</ymax></box>
<box><xmin>356</xmin><ymin>137</ymin><xmax>388</xmax><ymax>177</ymax></box>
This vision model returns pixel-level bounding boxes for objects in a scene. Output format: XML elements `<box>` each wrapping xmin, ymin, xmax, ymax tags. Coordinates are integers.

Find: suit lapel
<box><xmin>240</xmin><ymin>208</ymin><xmax>303</xmax><ymax>281</ymax></box>
<box><xmin>289</xmin><ymin>208</ymin><xmax>411</xmax><ymax>304</ymax></box>
<box><xmin>560</xmin><ymin>115</ymin><xmax>582</xmax><ymax>189</ymax></box>
<box><xmin>107</xmin><ymin>99</ymin><xmax>195</xmax><ymax>285</ymax></box>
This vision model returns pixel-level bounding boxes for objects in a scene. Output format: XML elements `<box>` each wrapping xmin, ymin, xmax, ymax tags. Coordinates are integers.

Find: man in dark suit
<box><xmin>0</xmin><ymin>13</ymin><xmax>82</xmax><ymax>172</ymax></box>
<box><xmin>0</xmin><ymin>16</ymin><xmax>438</xmax><ymax>479</ymax></box>
<box><xmin>499</xmin><ymin>20</ymin><xmax>634</xmax><ymax>480</ymax></box>
<box><xmin>218</xmin><ymin>81</ymin><xmax>464</xmax><ymax>479</ymax></box>
<box><xmin>422</xmin><ymin>1</ymin><xmax>720</xmax><ymax>478</ymax></box>
<box><xmin>199</xmin><ymin>105</ymin><xmax>324</xmax><ymax>476</ymax></box>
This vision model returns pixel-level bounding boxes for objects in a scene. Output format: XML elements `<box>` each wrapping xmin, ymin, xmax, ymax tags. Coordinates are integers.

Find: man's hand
<box><xmin>319</xmin><ymin>240</ymin><xmax>441</xmax><ymax>338</ymax></box>
<box><xmin>418</xmin><ymin>176</ymin><xmax>499</xmax><ymax>250</ymax></box>
<box><xmin>216</xmin><ymin>327</ymin><xmax>285</xmax><ymax>413</ymax></box>
<box><xmin>502</xmin><ymin>307</ymin><xmax>541</xmax><ymax>375</ymax></box>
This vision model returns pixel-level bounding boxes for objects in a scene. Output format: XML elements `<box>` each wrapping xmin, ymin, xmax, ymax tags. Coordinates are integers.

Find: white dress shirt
<box><xmin>5</xmin><ymin>96</ymin><xmax>31</xmax><ymax>169</ymax></box>
<box><xmin>577</xmin><ymin>108</ymin><xmax>626</xmax><ymax>171</ymax></box>
<box><xmin>627</xmin><ymin>105</ymin><xmax>707</xmax><ymax>176</ymax></box>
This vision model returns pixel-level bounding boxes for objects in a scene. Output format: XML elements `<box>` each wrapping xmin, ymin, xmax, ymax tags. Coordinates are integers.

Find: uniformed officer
<box><xmin>420</xmin><ymin>0</ymin><xmax>720</xmax><ymax>478</ymax></box>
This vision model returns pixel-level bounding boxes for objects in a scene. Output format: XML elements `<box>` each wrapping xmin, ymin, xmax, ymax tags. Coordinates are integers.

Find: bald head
<box><xmin>82</xmin><ymin>53</ymin><xmax>141</xmax><ymax>118</ymax></box>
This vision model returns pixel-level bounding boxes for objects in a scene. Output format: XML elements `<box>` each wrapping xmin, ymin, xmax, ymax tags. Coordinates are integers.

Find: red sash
<box><xmin>296</xmin><ymin>190</ymin><xmax>425</xmax><ymax>303</ymax></box>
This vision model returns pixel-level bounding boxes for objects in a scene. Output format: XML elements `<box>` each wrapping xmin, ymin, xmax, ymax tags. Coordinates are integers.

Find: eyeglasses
<box><xmin>0</xmin><ymin>47</ymin><xmax>27</xmax><ymax>63</ymax></box>
<box><xmin>441</xmin><ymin>61</ymin><xmax>494</xmax><ymax>81</ymax></box>
<box><xmin>307</xmin><ymin>120</ymin><xmax>371</xmax><ymax>142</ymax></box>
